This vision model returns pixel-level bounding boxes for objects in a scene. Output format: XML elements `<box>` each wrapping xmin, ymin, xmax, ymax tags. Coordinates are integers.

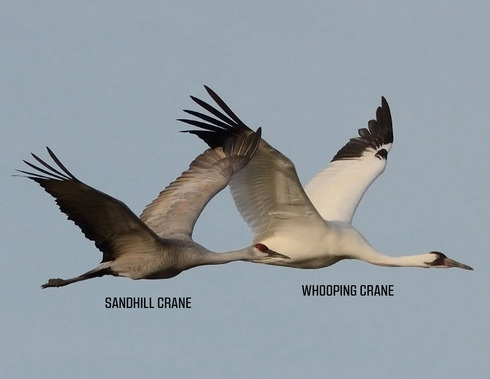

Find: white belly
<box><xmin>255</xmin><ymin>222</ymin><xmax>370</xmax><ymax>269</ymax></box>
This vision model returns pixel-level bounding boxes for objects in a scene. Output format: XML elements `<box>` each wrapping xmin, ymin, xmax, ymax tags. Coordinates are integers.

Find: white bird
<box><xmin>179</xmin><ymin>86</ymin><xmax>473</xmax><ymax>271</ymax></box>
<box><xmin>19</xmin><ymin>129</ymin><xmax>287</xmax><ymax>288</ymax></box>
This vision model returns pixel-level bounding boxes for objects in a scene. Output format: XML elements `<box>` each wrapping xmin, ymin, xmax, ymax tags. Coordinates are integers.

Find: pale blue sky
<box><xmin>1</xmin><ymin>2</ymin><xmax>489</xmax><ymax>378</ymax></box>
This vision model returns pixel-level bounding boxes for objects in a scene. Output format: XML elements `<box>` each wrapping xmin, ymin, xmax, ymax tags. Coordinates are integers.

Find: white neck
<box><xmin>349</xmin><ymin>248</ymin><xmax>433</xmax><ymax>268</ymax></box>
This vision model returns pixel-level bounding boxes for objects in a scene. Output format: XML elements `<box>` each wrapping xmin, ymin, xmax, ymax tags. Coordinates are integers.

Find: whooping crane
<box><xmin>179</xmin><ymin>86</ymin><xmax>473</xmax><ymax>271</ymax></box>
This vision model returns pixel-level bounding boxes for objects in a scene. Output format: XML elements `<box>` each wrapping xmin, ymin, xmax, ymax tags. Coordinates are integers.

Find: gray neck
<box><xmin>185</xmin><ymin>245</ymin><xmax>254</xmax><ymax>269</ymax></box>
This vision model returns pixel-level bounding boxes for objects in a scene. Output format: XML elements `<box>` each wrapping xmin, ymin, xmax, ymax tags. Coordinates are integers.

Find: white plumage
<box><xmin>181</xmin><ymin>86</ymin><xmax>473</xmax><ymax>271</ymax></box>
<box><xmin>304</xmin><ymin>101</ymin><xmax>392</xmax><ymax>223</ymax></box>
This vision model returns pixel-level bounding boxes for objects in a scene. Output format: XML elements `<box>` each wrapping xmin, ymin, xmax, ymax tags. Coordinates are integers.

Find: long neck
<box><xmin>185</xmin><ymin>245</ymin><xmax>254</xmax><ymax>269</ymax></box>
<box><xmin>331</xmin><ymin>225</ymin><xmax>433</xmax><ymax>268</ymax></box>
<box><xmin>349</xmin><ymin>247</ymin><xmax>432</xmax><ymax>268</ymax></box>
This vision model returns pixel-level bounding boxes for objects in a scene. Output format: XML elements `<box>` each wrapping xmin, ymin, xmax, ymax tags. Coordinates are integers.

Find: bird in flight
<box><xmin>19</xmin><ymin>127</ymin><xmax>287</xmax><ymax>288</ymax></box>
<box><xmin>179</xmin><ymin>86</ymin><xmax>473</xmax><ymax>271</ymax></box>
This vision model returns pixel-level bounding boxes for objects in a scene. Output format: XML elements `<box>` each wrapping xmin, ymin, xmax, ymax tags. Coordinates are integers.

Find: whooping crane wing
<box><xmin>180</xmin><ymin>86</ymin><xmax>326</xmax><ymax>243</ymax></box>
<box><xmin>304</xmin><ymin>97</ymin><xmax>393</xmax><ymax>223</ymax></box>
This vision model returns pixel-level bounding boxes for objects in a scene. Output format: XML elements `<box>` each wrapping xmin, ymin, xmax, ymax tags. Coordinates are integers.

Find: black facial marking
<box><xmin>428</xmin><ymin>251</ymin><xmax>447</xmax><ymax>266</ymax></box>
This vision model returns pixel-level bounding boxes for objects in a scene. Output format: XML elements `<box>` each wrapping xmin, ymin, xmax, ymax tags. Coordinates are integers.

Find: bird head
<box><xmin>252</xmin><ymin>243</ymin><xmax>290</xmax><ymax>262</ymax></box>
<box><xmin>425</xmin><ymin>251</ymin><xmax>473</xmax><ymax>270</ymax></box>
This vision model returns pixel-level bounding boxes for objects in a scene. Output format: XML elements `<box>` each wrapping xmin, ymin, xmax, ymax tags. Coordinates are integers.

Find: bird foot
<box><xmin>41</xmin><ymin>278</ymin><xmax>65</xmax><ymax>288</ymax></box>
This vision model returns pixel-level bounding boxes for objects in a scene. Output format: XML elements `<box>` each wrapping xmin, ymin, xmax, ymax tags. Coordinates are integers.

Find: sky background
<box><xmin>1</xmin><ymin>2</ymin><xmax>489</xmax><ymax>378</ymax></box>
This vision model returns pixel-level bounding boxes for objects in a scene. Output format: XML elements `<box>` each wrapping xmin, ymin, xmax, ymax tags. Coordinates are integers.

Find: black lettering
<box><xmin>156</xmin><ymin>297</ymin><xmax>192</xmax><ymax>308</ymax></box>
<box><xmin>312</xmin><ymin>285</ymin><xmax>320</xmax><ymax>296</ymax></box>
<box><xmin>359</xmin><ymin>284</ymin><xmax>395</xmax><ymax>296</ymax></box>
<box><xmin>302</xmin><ymin>285</ymin><xmax>312</xmax><ymax>296</ymax></box>
<box><xmin>302</xmin><ymin>284</ymin><xmax>358</xmax><ymax>296</ymax></box>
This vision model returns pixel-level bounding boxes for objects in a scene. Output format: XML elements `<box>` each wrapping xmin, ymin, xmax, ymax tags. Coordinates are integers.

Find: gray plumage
<box><xmin>18</xmin><ymin>129</ymin><xmax>287</xmax><ymax>288</ymax></box>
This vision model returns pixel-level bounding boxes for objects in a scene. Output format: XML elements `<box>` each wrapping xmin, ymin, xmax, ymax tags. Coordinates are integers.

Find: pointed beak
<box><xmin>254</xmin><ymin>243</ymin><xmax>290</xmax><ymax>260</ymax></box>
<box><xmin>443</xmin><ymin>257</ymin><xmax>473</xmax><ymax>270</ymax></box>
<box><xmin>267</xmin><ymin>250</ymin><xmax>291</xmax><ymax>260</ymax></box>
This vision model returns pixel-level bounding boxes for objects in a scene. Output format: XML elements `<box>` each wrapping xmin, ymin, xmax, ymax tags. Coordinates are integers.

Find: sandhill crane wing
<box><xmin>18</xmin><ymin>147</ymin><xmax>164</xmax><ymax>263</ymax></box>
<box><xmin>140</xmin><ymin>128</ymin><xmax>261</xmax><ymax>240</ymax></box>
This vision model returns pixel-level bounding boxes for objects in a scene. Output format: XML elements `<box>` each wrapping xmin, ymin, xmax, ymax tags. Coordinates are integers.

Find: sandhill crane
<box><xmin>19</xmin><ymin>128</ymin><xmax>287</xmax><ymax>288</ymax></box>
<box><xmin>179</xmin><ymin>86</ymin><xmax>473</xmax><ymax>271</ymax></box>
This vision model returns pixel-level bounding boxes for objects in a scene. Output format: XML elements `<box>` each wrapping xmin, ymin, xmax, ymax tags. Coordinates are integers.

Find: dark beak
<box><xmin>443</xmin><ymin>256</ymin><xmax>473</xmax><ymax>270</ymax></box>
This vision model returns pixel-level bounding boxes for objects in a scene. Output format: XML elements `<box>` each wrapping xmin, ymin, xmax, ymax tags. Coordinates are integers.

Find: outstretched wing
<box><xmin>18</xmin><ymin>147</ymin><xmax>163</xmax><ymax>262</ymax></box>
<box><xmin>304</xmin><ymin>97</ymin><xmax>393</xmax><ymax>223</ymax></box>
<box><xmin>180</xmin><ymin>86</ymin><xmax>325</xmax><ymax>243</ymax></box>
<box><xmin>140</xmin><ymin>126</ymin><xmax>261</xmax><ymax>240</ymax></box>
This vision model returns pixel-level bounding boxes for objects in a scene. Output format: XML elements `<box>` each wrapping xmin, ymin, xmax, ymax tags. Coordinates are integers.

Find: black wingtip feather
<box><xmin>17</xmin><ymin>147</ymin><xmax>77</xmax><ymax>182</ymax></box>
<box><xmin>45</xmin><ymin>147</ymin><xmax>78</xmax><ymax>179</ymax></box>
<box><xmin>181</xmin><ymin>130</ymin><xmax>226</xmax><ymax>149</ymax></box>
<box><xmin>203</xmin><ymin>85</ymin><xmax>246</xmax><ymax>126</ymax></box>
<box><xmin>331</xmin><ymin>97</ymin><xmax>393</xmax><ymax>162</ymax></box>
<box><xmin>179</xmin><ymin>86</ymin><xmax>255</xmax><ymax>149</ymax></box>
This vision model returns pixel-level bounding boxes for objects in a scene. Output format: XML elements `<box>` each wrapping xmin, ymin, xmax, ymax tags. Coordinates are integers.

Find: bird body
<box><xmin>19</xmin><ymin>127</ymin><xmax>287</xmax><ymax>288</ymax></box>
<box><xmin>181</xmin><ymin>86</ymin><xmax>473</xmax><ymax>271</ymax></box>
